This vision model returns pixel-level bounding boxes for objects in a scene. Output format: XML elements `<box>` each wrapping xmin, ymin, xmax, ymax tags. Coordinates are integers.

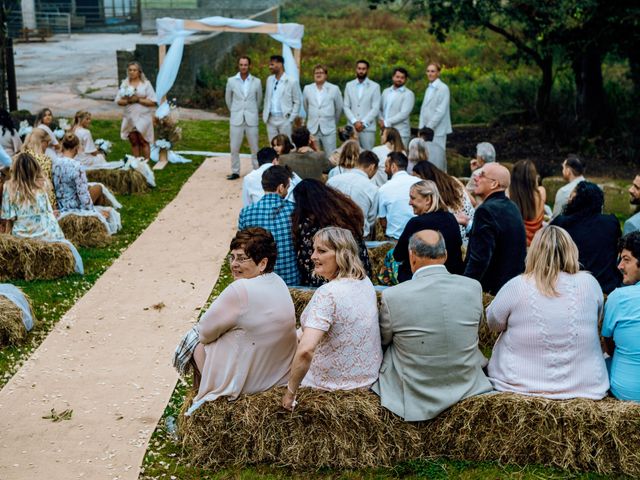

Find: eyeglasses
<box><xmin>227</xmin><ymin>254</ymin><xmax>253</xmax><ymax>265</ymax></box>
<box><xmin>478</xmin><ymin>170</ymin><xmax>498</xmax><ymax>183</ymax></box>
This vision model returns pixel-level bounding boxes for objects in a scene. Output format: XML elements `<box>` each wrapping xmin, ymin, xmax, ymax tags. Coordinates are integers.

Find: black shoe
<box><xmin>226</xmin><ymin>173</ymin><xmax>240</xmax><ymax>180</ymax></box>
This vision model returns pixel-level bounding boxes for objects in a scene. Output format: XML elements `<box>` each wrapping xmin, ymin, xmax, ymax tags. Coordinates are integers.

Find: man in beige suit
<box><xmin>372</xmin><ymin>230</ymin><xmax>492</xmax><ymax>421</ymax></box>
<box><xmin>343</xmin><ymin>59</ymin><xmax>381</xmax><ymax>150</ymax></box>
<box><xmin>225</xmin><ymin>56</ymin><xmax>262</xmax><ymax>180</ymax></box>
<box><xmin>263</xmin><ymin>54</ymin><xmax>301</xmax><ymax>143</ymax></box>
<box><xmin>378</xmin><ymin>67</ymin><xmax>415</xmax><ymax>149</ymax></box>
<box><xmin>302</xmin><ymin>64</ymin><xmax>343</xmax><ymax>155</ymax></box>
<box><xmin>418</xmin><ymin>62</ymin><xmax>452</xmax><ymax>150</ymax></box>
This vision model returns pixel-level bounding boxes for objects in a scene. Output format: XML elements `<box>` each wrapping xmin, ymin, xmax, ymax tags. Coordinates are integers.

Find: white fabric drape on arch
<box><xmin>154</xmin><ymin>16</ymin><xmax>305</xmax><ymax>118</ymax></box>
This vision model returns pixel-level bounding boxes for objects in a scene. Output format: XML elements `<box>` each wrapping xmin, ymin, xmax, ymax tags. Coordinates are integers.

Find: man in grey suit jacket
<box><xmin>378</xmin><ymin>67</ymin><xmax>415</xmax><ymax>148</ymax></box>
<box><xmin>225</xmin><ymin>56</ymin><xmax>263</xmax><ymax>180</ymax></box>
<box><xmin>372</xmin><ymin>230</ymin><xmax>492</xmax><ymax>422</ymax></box>
<box><xmin>418</xmin><ymin>62</ymin><xmax>452</xmax><ymax>150</ymax></box>
<box><xmin>302</xmin><ymin>64</ymin><xmax>343</xmax><ymax>155</ymax></box>
<box><xmin>263</xmin><ymin>54</ymin><xmax>301</xmax><ymax>143</ymax></box>
<box><xmin>343</xmin><ymin>60</ymin><xmax>381</xmax><ymax>150</ymax></box>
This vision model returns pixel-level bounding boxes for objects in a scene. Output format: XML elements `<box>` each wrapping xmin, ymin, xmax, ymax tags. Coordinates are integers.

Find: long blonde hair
<box><xmin>22</xmin><ymin>128</ymin><xmax>49</xmax><ymax>155</ymax></box>
<box><xmin>338</xmin><ymin>140</ymin><xmax>360</xmax><ymax>169</ymax></box>
<box><xmin>72</xmin><ymin>110</ymin><xmax>91</xmax><ymax>130</ymax></box>
<box><xmin>5</xmin><ymin>152</ymin><xmax>46</xmax><ymax>206</ymax></box>
<box><xmin>411</xmin><ymin>180</ymin><xmax>442</xmax><ymax>213</ymax></box>
<box><xmin>313</xmin><ymin>226</ymin><xmax>366</xmax><ymax>281</ymax></box>
<box><xmin>525</xmin><ymin>225</ymin><xmax>580</xmax><ymax>297</ymax></box>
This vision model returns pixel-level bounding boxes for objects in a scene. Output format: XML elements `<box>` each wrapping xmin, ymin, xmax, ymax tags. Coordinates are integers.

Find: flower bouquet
<box><xmin>18</xmin><ymin>120</ymin><xmax>32</xmax><ymax>139</ymax></box>
<box><xmin>95</xmin><ymin>139</ymin><xmax>112</xmax><ymax>155</ymax></box>
<box><xmin>151</xmin><ymin>98</ymin><xmax>190</xmax><ymax>169</ymax></box>
<box><xmin>119</xmin><ymin>84</ymin><xmax>136</xmax><ymax>98</ymax></box>
<box><xmin>122</xmin><ymin>154</ymin><xmax>156</xmax><ymax>187</ymax></box>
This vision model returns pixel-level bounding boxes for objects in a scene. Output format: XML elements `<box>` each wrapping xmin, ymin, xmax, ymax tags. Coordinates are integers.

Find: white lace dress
<box><xmin>300</xmin><ymin>277</ymin><xmax>382</xmax><ymax>390</ymax></box>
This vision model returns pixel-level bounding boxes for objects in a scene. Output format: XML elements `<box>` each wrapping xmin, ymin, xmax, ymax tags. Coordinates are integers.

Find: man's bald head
<box><xmin>474</xmin><ymin>162</ymin><xmax>511</xmax><ymax>199</ymax></box>
<box><xmin>408</xmin><ymin>229</ymin><xmax>447</xmax><ymax>273</ymax></box>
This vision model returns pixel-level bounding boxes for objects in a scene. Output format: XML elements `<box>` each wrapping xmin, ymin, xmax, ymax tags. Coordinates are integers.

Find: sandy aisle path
<box><xmin>0</xmin><ymin>156</ymin><xmax>245</xmax><ymax>480</ymax></box>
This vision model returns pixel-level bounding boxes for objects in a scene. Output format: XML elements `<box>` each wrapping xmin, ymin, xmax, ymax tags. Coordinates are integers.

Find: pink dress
<box><xmin>115</xmin><ymin>79</ymin><xmax>157</xmax><ymax>144</ymax></box>
<box><xmin>301</xmin><ymin>277</ymin><xmax>382</xmax><ymax>390</ymax></box>
<box><xmin>189</xmin><ymin>272</ymin><xmax>297</xmax><ymax>414</ymax></box>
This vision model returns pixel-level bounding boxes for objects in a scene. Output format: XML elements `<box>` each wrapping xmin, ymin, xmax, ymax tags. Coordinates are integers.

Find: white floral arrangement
<box><xmin>122</xmin><ymin>154</ymin><xmax>156</xmax><ymax>187</ymax></box>
<box><xmin>155</xmin><ymin>139</ymin><xmax>172</xmax><ymax>150</ymax></box>
<box><xmin>58</xmin><ymin>118</ymin><xmax>70</xmax><ymax>130</ymax></box>
<box><xmin>54</xmin><ymin>129</ymin><xmax>65</xmax><ymax>139</ymax></box>
<box><xmin>18</xmin><ymin>120</ymin><xmax>32</xmax><ymax>138</ymax></box>
<box><xmin>95</xmin><ymin>138</ymin><xmax>112</xmax><ymax>154</ymax></box>
<box><xmin>119</xmin><ymin>85</ymin><xmax>136</xmax><ymax>98</ymax></box>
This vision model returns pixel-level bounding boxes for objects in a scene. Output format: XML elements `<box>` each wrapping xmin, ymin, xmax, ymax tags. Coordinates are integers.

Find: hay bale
<box><xmin>86</xmin><ymin>168</ymin><xmax>149</xmax><ymax>195</ymax></box>
<box><xmin>0</xmin><ymin>293</ymin><xmax>32</xmax><ymax>346</ymax></box>
<box><xmin>366</xmin><ymin>242</ymin><xmax>395</xmax><ymax>283</ymax></box>
<box><xmin>179</xmin><ymin>388</ymin><xmax>640</xmax><ymax>476</ymax></box>
<box><xmin>0</xmin><ymin>234</ymin><xmax>75</xmax><ymax>281</ymax></box>
<box><xmin>59</xmin><ymin>214</ymin><xmax>111</xmax><ymax>248</ymax></box>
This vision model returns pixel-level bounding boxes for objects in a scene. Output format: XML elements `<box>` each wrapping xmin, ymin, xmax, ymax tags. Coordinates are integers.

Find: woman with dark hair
<box><xmin>412</xmin><ymin>161</ymin><xmax>475</xmax><ymax>245</ymax></box>
<box><xmin>271</xmin><ymin>134</ymin><xmax>294</xmax><ymax>156</ymax></box>
<box><xmin>372</xmin><ymin>127</ymin><xmax>405</xmax><ymax>186</ymax></box>
<box><xmin>552</xmin><ymin>181</ymin><xmax>622</xmax><ymax>293</ymax></box>
<box><xmin>182</xmin><ymin>227</ymin><xmax>297</xmax><ymax>414</ymax></box>
<box><xmin>510</xmin><ymin>160</ymin><xmax>546</xmax><ymax>246</ymax></box>
<box><xmin>0</xmin><ymin>108</ymin><xmax>22</xmax><ymax>156</ymax></box>
<box><xmin>292</xmin><ymin>179</ymin><xmax>372</xmax><ymax>286</ymax></box>
<box><xmin>34</xmin><ymin>107</ymin><xmax>59</xmax><ymax>158</ymax></box>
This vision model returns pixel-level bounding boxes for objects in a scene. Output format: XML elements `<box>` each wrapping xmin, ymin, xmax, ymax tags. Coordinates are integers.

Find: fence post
<box><xmin>6</xmin><ymin>38</ymin><xmax>17</xmax><ymax>111</ymax></box>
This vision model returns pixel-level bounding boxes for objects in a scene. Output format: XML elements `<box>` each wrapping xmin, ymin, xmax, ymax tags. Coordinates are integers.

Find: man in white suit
<box><xmin>302</xmin><ymin>64</ymin><xmax>343</xmax><ymax>155</ymax></box>
<box><xmin>343</xmin><ymin>59</ymin><xmax>381</xmax><ymax>150</ymax></box>
<box><xmin>263</xmin><ymin>54</ymin><xmax>301</xmax><ymax>143</ymax></box>
<box><xmin>378</xmin><ymin>67</ymin><xmax>415</xmax><ymax>148</ymax></box>
<box><xmin>418</xmin><ymin>62</ymin><xmax>452</xmax><ymax>150</ymax></box>
<box><xmin>225</xmin><ymin>56</ymin><xmax>263</xmax><ymax>180</ymax></box>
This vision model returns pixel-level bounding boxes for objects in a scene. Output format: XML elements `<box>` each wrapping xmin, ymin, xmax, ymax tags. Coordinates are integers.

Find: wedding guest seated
<box><xmin>34</xmin><ymin>107</ymin><xmax>59</xmax><ymax>159</ymax></box>
<box><xmin>271</xmin><ymin>134</ymin><xmax>294</xmax><ymax>157</ymax></box>
<box><xmin>378</xmin><ymin>152</ymin><xmax>420</xmax><ymax>240</ymax></box>
<box><xmin>53</xmin><ymin>133</ymin><xmax>121</xmax><ymax>235</ymax></box>
<box><xmin>238</xmin><ymin>165</ymin><xmax>299</xmax><ymax>286</ymax></box>
<box><xmin>327</xmin><ymin>140</ymin><xmax>359</xmax><ymax>179</ymax></box>
<box><xmin>371</xmin><ymin>127</ymin><xmax>404</xmax><ymax>186</ymax></box>
<box><xmin>0</xmin><ymin>108</ymin><xmax>22</xmax><ymax>156</ymax></box>
<box><xmin>188</xmin><ymin>227</ymin><xmax>298</xmax><ymax>414</ymax></box>
<box><xmin>464</xmin><ymin>163</ymin><xmax>526</xmax><ymax>295</ymax></box>
<box><xmin>510</xmin><ymin>160</ymin><xmax>546</xmax><ymax>246</ymax></box>
<box><xmin>552</xmin><ymin>154</ymin><xmax>586</xmax><ymax>219</ymax></box>
<box><xmin>1</xmin><ymin>152</ymin><xmax>83</xmax><ymax>273</ymax></box>
<box><xmin>279</xmin><ymin>125</ymin><xmax>331</xmax><ymax>181</ymax></box>
<box><xmin>22</xmin><ymin>128</ymin><xmax>57</xmax><ymax>209</ymax></box>
<box><xmin>412</xmin><ymin>161</ymin><xmax>474</xmax><ymax>246</ymax></box>
<box><xmin>70</xmin><ymin>111</ymin><xmax>121</xmax><ymax>170</ymax></box>
<box><xmin>292</xmin><ymin>179</ymin><xmax>372</xmax><ymax>286</ymax></box>
<box><xmin>282</xmin><ymin>226</ymin><xmax>382</xmax><ymax>411</ymax></box>
<box><xmin>241</xmin><ymin>147</ymin><xmax>300</xmax><ymax>206</ymax></box>
<box><xmin>329</xmin><ymin>125</ymin><xmax>360</xmax><ymax>166</ymax></box>
<box><xmin>394</xmin><ymin>180</ymin><xmax>463</xmax><ymax>282</ymax></box>
<box><xmin>327</xmin><ymin>150</ymin><xmax>379</xmax><ymax>238</ymax></box>
<box><xmin>373</xmin><ymin>230</ymin><xmax>492</xmax><ymax>421</ymax></box>
<box><xmin>552</xmin><ymin>181</ymin><xmax>621</xmax><ymax>294</ymax></box>
<box><xmin>623</xmin><ymin>172</ymin><xmax>640</xmax><ymax>235</ymax></box>
<box><xmin>466</xmin><ymin>142</ymin><xmax>496</xmax><ymax>202</ymax></box>
<box><xmin>602</xmin><ymin>231</ymin><xmax>640</xmax><ymax>402</ymax></box>
<box><xmin>487</xmin><ymin>225</ymin><xmax>609</xmax><ymax>399</ymax></box>
<box><xmin>406</xmin><ymin>137</ymin><xmax>428</xmax><ymax>175</ymax></box>
<box><xmin>418</xmin><ymin>127</ymin><xmax>446</xmax><ymax>172</ymax></box>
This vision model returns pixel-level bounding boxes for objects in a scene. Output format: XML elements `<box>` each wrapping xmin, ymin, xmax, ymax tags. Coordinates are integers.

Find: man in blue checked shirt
<box><xmin>238</xmin><ymin>165</ymin><xmax>300</xmax><ymax>285</ymax></box>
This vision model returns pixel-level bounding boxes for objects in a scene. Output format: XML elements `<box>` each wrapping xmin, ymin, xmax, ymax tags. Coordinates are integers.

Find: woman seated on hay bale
<box><xmin>0</xmin><ymin>152</ymin><xmax>83</xmax><ymax>274</ymax></box>
<box><xmin>53</xmin><ymin>133</ymin><xmax>121</xmax><ymax>235</ymax></box>
<box><xmin>292</xmin><ymin>179</ymin><xmax>372</xmax><ymax>287</ymax></box>
<box><xmin>178</xmin><ymin>227</ymin><xmax>297</xmax><ymax>415</ymax></box>
<box><xmin>34</xmin><ymin>107</ymin><xmax>60</xmax><ymax>160</ymax></box>
<box><xmin>486</xmin><ymin>225</ymin><xmax>608</xmax><ymax>399</ymax></box>
<box><xmin>21</xmin><ymin>127</ymin><xmax>58</xmax><ymax>210</ymax></box>
<box><xmin>70</xmin><ymin>111</ymin><xmax>123</xmax><ymax>170</ymax></box>
<box><xmin>282</xmin><ymin>226</ymin><xmax>382</xmax><ymax>411</ymax></box>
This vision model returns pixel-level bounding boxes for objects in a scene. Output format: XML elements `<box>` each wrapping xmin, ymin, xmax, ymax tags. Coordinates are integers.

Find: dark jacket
<box><xmin>464</xmin><ymin>191</ymin><xmax>527</xmax><ymax>295</ymax></box>
<box><xmin>551</xmin><ymin>213</ymin><xmax>622</xmax><ymax>294</ymax></box>
<box><xmin>279</xmin><ymin>151</ymin><xmax>331</xmax><ymax>181</ymax></box>
<box><xmin>394</xmin><ymin>210</ymin><xmax>464</xmax><ymax>282</ymax></box>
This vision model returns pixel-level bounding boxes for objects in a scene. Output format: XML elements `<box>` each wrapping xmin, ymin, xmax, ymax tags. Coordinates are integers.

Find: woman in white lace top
<box><xmin>487</xmin><ymin>225</ymin><xmax>609</xmax><ymax>399</ymax></box>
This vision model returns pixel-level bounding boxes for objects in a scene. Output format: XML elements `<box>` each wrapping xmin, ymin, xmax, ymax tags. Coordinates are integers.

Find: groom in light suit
<box><xmin>302</xmin><ymin>64</ymin><xmax>343</xmax><ymax>155</ymax></box>
<box><xmin>225</xmin><ymin>56</ymin><xmax>262</xmax><ymax>180</ymax></box>
<box><xmin>343</xmin><ymin>59</ymin><xmax>381</xmax><ymax>150</ymax></box>
<box><xmin>263</xmin><ymin>54</ymin><xmax>301</xmax><ymax>143</ymax></box>
<box><xmin>418</xmin><ymin>62</ymin><xmax>452</xmax><ymax>150</ymax></box>
<box><xmin>378</xmin><ymin>67</ymin><xmax>415</xmax><ymax>148</ymax></box>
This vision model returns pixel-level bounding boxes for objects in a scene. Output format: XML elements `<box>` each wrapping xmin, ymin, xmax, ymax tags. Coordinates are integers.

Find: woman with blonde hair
<box><xmin>486</xmin><ymin>225</ymin><xmax>608</xmax><ymax>399</ymax></box>
<box><xmin>70</xmin><ymin>111</ymin><xmax>112</xmax><ymax>169</ymax></box>
<box><xmin>372</xmin><ymin>127</ymin><xmax>405</xmax><ymax>186</ymax></box>
<box><xmin>282</xmin><ymin>226</ymin><xmax>382</xmax><ymax>411</ymax></box>
<box><xmin>394</xmin><ymin>180</ymin><xmax>463</xmax><ymax>282</ymax></box>
<box><xmin>34</xmin><ymin>107</ymin><xmax>59</xmax><ymax>158</ymax></box>
<box><xmin>327</xmin><ymin>139</ymin><xmax>360</xmax><ymax>179</ymax></box>
<box><xmin>115</xmin><ymin>61</ymin><xmax>157</xmax><ymax>160</ymax></box>
<box><xmin>509</xmin><ymin>159</ymin><xmax>546</xmax><ymax>246</ymax></box>
<box><xmin>21</xmin><ymin>127</ymin><xmax>57</xmax><ymax>209</ymax></box>
<box><xmin>406</xmin><ymin>137</ymin><xmax>428</xmax><ymax>174</ymax></box>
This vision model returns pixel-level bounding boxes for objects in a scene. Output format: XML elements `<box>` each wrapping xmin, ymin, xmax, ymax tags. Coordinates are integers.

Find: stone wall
<box><xmin>117</xmin><ymin>5</ymin><xmax>278</xmax><ymax>99</ymax></box>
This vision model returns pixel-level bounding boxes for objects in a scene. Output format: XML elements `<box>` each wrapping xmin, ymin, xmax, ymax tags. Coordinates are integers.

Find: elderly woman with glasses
<box><xmin>183</xmin><ymin>227</ymin><xmax>297</xmax><ymax>414</ymax></box>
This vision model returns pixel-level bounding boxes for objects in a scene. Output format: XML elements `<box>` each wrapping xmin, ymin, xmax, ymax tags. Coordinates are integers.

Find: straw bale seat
<box><xmin>86</xmin><ymin>169</ymin><xmax>150</xmax><ymax>195</ymax></box>
<box><xmin>59</xmin><ymin>214</ymin><xmax>111</xmax><ymax>248</ymax></box>
<box><xmin>179</xmin><ymin>388</ymin><xmax>640</xmax><ymax>476</ymax></box>
<box><xmin>0</xmin><ymin>290</ymin><xmax>34</xmax><ymax>346</ymax></box>
<box><xmin>0</xmin><ymin>234</ymin><xmax>75</xmax><ymax>281</ymax></box>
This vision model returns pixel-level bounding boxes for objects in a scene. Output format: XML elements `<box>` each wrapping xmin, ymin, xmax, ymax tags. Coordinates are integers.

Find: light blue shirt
<box><xmin>235</xmin><ymin>72</ymin><xmax>253</xmax><ymax>98</ymax></box>
<box><xmin>383</xmin><ymin>86</ymin><xmax>405</xmax><ymax>126</ymax></box>
<box><xmin>602</xmin><ymin>281</ymin><xmax>640</xmax><ymax>401</ymax></box>
<box><xmin>270</xmin><ymin>73</ymin><xmax>287</xmax><ymax>116</ymax></box>
<box><xmin>623</xmin><ymin>212</ymin><xmax>640</xmax><ymax>235</ymax></box>
<box><xmin>0</xmin><ymin>145</ymin><xmax>11</xmax><ymax>167</ymax></box>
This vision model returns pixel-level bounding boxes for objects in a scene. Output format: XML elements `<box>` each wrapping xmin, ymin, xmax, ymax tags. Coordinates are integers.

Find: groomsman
<box><xmin>418</xmin><ymin>62</ymin><xmax>452</xmax><ymax>150</ymax></box>
<box><xmin>225</xmin><ymin>56</ymin><xmax>262</xmax><ymax>180</ymax></box>
<box><xmin>263</xmin><ymin>54</ymin><xmax>301</xmax><ymax>143</ymax></box>
<box><xmin>302</xmin><ymin>64</ymin><xmax>343</xmax><ymax>154</ymax></box>
<box><xmin>379</xmin><ymin>67</ymin><xmax>415</xmax><ymax>148</ymax></box>
<box><xmin>343</xmin><ymin>59</ymin><xmax>381</xmax><ymax>150</ymax></box>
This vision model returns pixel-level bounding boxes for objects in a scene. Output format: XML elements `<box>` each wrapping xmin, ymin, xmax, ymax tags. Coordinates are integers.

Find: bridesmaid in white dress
<box><xmin>115</xmin><ymin>61</ymin><xmax>157</xmax><ymax>160</ymax></box>
<box><xmin>70</xmin><ymin>111</ymin><xmax>122</xmax><ymax>170</ymax></box>
<box><xmin>34</xmin><ymin>107</ymin><xmax>59</xmax><ymax>160</ymax></box>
